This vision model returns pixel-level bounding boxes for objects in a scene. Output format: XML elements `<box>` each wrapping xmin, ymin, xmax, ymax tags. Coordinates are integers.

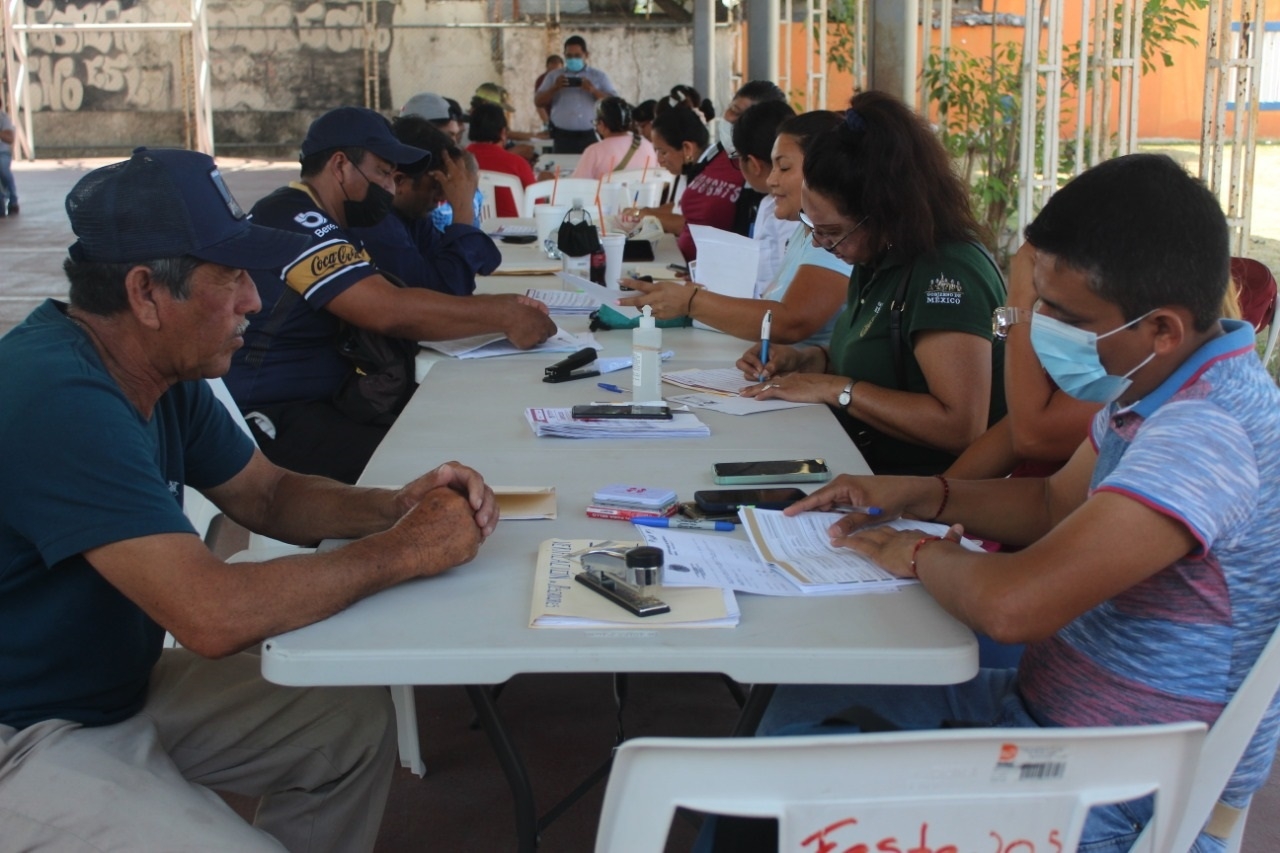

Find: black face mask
<box><xmin>344</xmin><ymin>181</ymin><xmax>395</xmax><ymax>228</ymax></box>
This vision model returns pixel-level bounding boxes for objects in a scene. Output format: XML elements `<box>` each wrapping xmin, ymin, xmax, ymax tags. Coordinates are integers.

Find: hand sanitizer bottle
<box><xmin>632</xmin><ymin>306</ymin><xmax>662</xmax><ymax>402</ymax></box>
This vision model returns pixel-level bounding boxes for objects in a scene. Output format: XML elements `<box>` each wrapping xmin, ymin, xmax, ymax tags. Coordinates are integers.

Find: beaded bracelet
<box><xmin>909</xmin><ymin>535</ymin><xmax>943</xmax><ymax>578</ymax></box>
<box><xmin>928</xmin><ymin>474</ymin><xmax>950</xmax><ymax>521</ymax></box>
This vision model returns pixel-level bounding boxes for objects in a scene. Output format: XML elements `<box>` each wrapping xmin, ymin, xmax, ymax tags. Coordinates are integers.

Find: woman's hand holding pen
<box><xmin>742</xmin><ymin>372</ymin><xmax>848</xmax><ymax>405</ymax></box>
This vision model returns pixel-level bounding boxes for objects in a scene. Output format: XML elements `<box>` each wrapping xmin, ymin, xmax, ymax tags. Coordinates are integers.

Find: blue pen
<box><xmin>633</xmin><ymin>517</ymin><xmax>736</xmax><ymax>532</ymax></box>
<box><xmin>833</xmin><ymin>505</ymin><xmax>884</xmax><ymax>516</ymax></box>
<box><xmin>597</xmin><ymin>382</ymin><xmax>626</xmax><ymax>394</ymax></box>
<box><xmin>757</xmin><ymin>309</ymin><xmax>772</xmax><ymax>382</ymax></box>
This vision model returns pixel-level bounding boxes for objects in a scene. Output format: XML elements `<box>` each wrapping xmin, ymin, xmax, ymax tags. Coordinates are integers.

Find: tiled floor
<box><xmin>5</xmin><ymin>156</ymin><xmax>1280</xmax><ymax>851</ymax></box>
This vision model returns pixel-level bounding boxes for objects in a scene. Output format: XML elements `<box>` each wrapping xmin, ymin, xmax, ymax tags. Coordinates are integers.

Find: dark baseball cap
<box><xmin>301</xmin><ymin>106</ymin><xmax>429</xmax><ymax>166</ymax></box>
<box><xmin>66</xmin><ymin>147</ymin><xmax>311</xmax><ymax>268</ymax></box>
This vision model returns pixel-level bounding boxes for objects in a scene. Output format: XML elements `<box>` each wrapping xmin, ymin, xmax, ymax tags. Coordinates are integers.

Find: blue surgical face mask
<box><xmin>1029</xmin><ymin>308</ymin><xmax>1156</xmax><ymax>404</ymax></box>
<box><xmin>565</xmin><ymin>57</ymin><xmax>586</xmax><ymax>73</ymax></box>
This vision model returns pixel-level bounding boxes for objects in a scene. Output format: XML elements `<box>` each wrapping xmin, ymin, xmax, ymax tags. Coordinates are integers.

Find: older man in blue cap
<box><xmin>227</xmin><ymin>106</ymin><xmax>554</xmax><ymax>483</ymax></box>
<box><xmin>0</xmin><ymin>146</ymin><xmax>501</xmax><ymax>850</ymax></box>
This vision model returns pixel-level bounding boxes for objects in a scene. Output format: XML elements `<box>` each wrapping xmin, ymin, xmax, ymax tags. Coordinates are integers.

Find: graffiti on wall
<box><xmin>21</xmin><ymin>0</ymin><xmax>394</xmax><ymax>113</ymax></box>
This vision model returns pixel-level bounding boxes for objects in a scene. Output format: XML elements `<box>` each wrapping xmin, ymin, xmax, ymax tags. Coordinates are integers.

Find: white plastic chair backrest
<box><xmin>520</xmin><ymin>178</ymin><xmax>604</xmax><ymax>217</ymax></box>
<box><xmin>203</xmin><ymin>378</ymin><xmax>289</xmax><ymax>552</ymax></box>
<box><xmin>607</xmin><ymin>169</ymin><xmax>671</xmax><ymax>187</ymax></box>
<box><xmin>1169</xmin><ymin>620</ymin><xmax>1280</xmax><ymax>852</ymax></box>
<box><xmin>477</xmin><ymin>170</ymin><xmax>525</xmax><ymax>221</ymax></box>
<box><xmin>594</xmin><ymin>724</ymin><xmax>1206</xmax><ymax>853</ymax></box>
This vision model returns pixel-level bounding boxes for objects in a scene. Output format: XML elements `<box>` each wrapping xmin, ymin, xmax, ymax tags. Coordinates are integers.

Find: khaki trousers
<box><xmin>0</xmin><ymin>649</ymin><xmax>396</xmax><ymax>852</ymax></box>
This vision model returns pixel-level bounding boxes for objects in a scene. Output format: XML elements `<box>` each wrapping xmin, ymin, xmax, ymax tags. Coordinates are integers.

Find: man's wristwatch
<box><xmin>992</xmin><ymin>306</ymin><xmax>1031</xmax><ymax>340</ymax></box>
<box><xmin>837</xmin><ymin>380</ymin><xmax>856</xmax><ymax>408</ymax></box>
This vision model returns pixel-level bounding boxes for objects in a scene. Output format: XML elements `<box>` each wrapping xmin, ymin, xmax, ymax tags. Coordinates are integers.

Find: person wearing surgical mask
<box><xmin>534</xmin><ymin>34</ymin><xmax>619</xmax><ymax>153</ymax></box>
<box><xmin>712</xmin><ymin>80</ymin><xmax>788</xmax><ymax>240</ymax></box>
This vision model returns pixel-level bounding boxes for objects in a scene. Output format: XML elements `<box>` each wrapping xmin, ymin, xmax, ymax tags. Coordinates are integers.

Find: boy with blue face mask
<box><xmin>534</xmin><ymin>35</ymin><xmax>619</xmax><ymax>154</ymax></box>
<box><xmin>724</xmin><ymin>153</ymin><xmax>1280</xmax><ymax>853</ymax></box>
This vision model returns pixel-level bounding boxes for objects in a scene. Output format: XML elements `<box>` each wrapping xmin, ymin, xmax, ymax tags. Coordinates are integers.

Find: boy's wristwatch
<box><xmin>992</xmin><ymin>306</ymin><xmax>1030</xmax><ymax>340</ymax></box>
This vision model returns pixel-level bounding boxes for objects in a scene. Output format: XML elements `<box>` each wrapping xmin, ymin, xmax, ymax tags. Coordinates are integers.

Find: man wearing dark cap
<box><xmin>226</xmin><ymin>106</ymin><xmax>555</xmax><ymax>483</ymax></box>
<box><xmin>535</xmin><ymin>34</ymin><xmax>619</xmax><ymax>153</ymax></box>
<box><xmin>0</xmin><ymin>147</ymin><xmax>500</xmax><ymax>850</ymax></box>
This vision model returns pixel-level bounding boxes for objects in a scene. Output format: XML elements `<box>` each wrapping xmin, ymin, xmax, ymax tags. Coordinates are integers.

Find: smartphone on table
<box><xmin>712</xmin><ymin>459</ymin><xmax>831</xmax><ymax>485</ymax></box>
<box><xmin>693</xmin><ymin>487</ymin><xmax>807</xmax><ymax>514</ymax></box>
<box><xmin>571</xmin><ymin>404</ymin><xmax>673</xmax><ymax>420</ymax></box>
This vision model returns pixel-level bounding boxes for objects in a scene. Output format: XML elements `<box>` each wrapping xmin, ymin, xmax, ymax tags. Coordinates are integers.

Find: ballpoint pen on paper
<box><xmin>833</xmin><ymin>505</ymin><xmax>884</xmax><ymax>516</ymax></box>
<box><xmin>597</xmin><ymin>382</ymin><xmax>626</xmax><ymax>394</ymax></box>
<box><xmin>632</xmin><ymin>517</ymin><xmax>736</xmax><ymax>532</ymax></box>
<box><xmin>757</xmin><ymin>309</ymin><xmax>773</xmax><ymax>382</ymax></box>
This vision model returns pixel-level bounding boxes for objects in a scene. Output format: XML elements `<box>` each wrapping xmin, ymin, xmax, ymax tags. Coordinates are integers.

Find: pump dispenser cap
<box><xmin>639</xmin><ymin>304</ymin><xmax>655</xmax><ymax>328</ymax></box>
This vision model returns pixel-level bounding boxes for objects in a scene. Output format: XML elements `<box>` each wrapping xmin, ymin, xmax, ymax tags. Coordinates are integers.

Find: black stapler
<box><xmin>543</xmin><ymin>347</ymin><xmax>600</xmax><ymax>383</ymax></box>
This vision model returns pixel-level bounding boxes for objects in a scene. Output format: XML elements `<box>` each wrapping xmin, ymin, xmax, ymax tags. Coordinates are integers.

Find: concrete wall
<box><xmin>16</xmin><ymin>0</ymin><xmax>735</xmax><ymax>158</ymax></box>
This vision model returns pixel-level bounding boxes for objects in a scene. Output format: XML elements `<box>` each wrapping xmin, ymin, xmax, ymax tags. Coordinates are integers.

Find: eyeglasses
<box><xmin>799</xmin><ymin>210</ymin><xmax>868</xmax><ymax>253</ymax></box>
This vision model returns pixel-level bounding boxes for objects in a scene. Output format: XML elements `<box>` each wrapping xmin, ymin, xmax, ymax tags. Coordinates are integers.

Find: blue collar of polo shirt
<box><xmin>1125</xmin><ymin>318</ymin><xmax>1257</xmax><ymax>419</ymax></box>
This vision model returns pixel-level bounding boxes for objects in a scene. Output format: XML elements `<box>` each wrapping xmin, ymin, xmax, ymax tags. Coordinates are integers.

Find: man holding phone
<box><xmin>534</xmin><ymin>35</ymin><xmax>618</xmax><ymax>153</ymax></box>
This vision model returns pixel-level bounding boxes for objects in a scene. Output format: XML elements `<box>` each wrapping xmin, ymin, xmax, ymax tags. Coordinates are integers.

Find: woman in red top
<box><xmin>624</xmin><ymin>105</ymin><xmax>742</xmax><ymax>262</ymax></box>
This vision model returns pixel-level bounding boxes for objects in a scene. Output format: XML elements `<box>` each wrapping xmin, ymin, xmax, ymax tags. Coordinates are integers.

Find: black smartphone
<box><xmin>500</xmin><ymin>234</ymin><xmax>538</xmax><ymax>244</ymax></box>
<box><xmin>712</xmin><ymin>459</ymin><xmax>831</xmax><ymax>485</ymax></box>
<box><xmin>622</xmin><ymin>239</ymin><xmax>656</xmax><ymax>262</ymax></box>
<box><xmin>565</xmin><ymin>77</ymin><xmax>583</xmax><ymax>87</ymax></box>
<box><xmin>693</xmin><ymin>487</ymin><xmax>807</xmax><ymax>513</ymax></box>
<box><xmin>571</xmin><ymin>404</ymin><xmax>673</xmax><ymax>420</ymax></box>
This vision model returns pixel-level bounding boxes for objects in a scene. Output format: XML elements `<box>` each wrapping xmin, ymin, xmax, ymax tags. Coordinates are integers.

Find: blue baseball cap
<box><xmin>66</xmin><ymin>147</ymin><xmax>311</xmax><ymax>268</ymax></box>
<box><xmin>300</xmin><ymin>106</ymin><xmax>430</xmax><ymax>167</ymax></box>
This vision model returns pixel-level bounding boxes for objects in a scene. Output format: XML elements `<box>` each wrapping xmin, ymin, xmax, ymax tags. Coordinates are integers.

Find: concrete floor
<box><xmin>3</xmin><ymin>153</ymin><xmax>1280</xmax><ymax>851</ymax></box>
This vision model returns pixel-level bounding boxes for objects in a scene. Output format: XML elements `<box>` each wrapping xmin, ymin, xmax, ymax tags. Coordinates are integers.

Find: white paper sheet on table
<box><xmin>662</xmin><ymin>367</ymin><xmax>754</xmax><ymax>395</ymax></box>
<box><xmin>738</xmin><ymin>508</ymin><xmax>985</xmax><ymax>594</ymax></box>
<box><xmin>633</xmin><ymin>526</ymin><xmax>808</xmax><ymax>596</ymax></box>
<box><xmin>525</xmin><ymin>288</ymin><xmax>597</xmax><ymax>315</ymax></box>
<box><xmin>554</xmin><ymin>271</ymin><xmax>641</xmax><ymax>319</ymax></box>
<box><xmin>420</xmin><ymin>327</ymin><xmax>597</xmax><ymax>359</ymax></box>
<box><xmin>666</xmin><ymin>392</ymin><xmax>812</xmax><ymax>416</ymax></box>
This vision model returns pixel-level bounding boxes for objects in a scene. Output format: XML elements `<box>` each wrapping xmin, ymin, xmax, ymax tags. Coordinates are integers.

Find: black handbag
<box><xmin>556</xmin><ymin>207</ymin><xmax>602</xmax><ymax>257</ymax></box>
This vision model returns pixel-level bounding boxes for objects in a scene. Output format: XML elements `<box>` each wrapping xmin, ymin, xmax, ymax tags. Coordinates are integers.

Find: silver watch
<box><xmin>992</xmin><ymin>306</ymin><xmax>1031</xmax><ymax>340</ymax></box>
<box><xmin>837</xmin><ymin>380</ymin><xmax>856</xmax><ymax>407</ymax></box>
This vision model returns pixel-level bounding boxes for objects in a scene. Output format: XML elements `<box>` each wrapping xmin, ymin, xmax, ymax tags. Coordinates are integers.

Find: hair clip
<box><xmin>844</xmin><ymin>109</ymin><xmax>866</xmax><ymax>132</ymax></box>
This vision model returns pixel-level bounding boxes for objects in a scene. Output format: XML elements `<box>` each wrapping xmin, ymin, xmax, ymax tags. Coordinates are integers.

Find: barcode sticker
<box><xmin>991</xmin><ymin>742</ymin><xmax>1069</xmax><ymax>783</ymax></box>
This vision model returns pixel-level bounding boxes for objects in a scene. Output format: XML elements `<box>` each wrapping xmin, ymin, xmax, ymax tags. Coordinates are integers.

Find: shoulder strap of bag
<box><xmin>616</xmin><ymin>136</ymin><xmax>642</xmax><ymax>171</ymax></box>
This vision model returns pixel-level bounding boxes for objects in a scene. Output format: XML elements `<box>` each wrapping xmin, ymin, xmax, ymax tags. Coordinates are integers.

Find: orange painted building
<box><xmin>779</xmin><ymin>1</ymin><xmax>1280</xmax><ymax>140</ymax></box>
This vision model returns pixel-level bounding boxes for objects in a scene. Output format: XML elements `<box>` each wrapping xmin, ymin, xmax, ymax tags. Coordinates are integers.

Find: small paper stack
<box><xmin>524</xmin><ymin>407</ymin><xmax>711</xmax><ymax>439</ymax></box>
<box><xmin>586</xmin><ymin>484</ymin><xmax>679</xmax><ymax>521</ymax></box>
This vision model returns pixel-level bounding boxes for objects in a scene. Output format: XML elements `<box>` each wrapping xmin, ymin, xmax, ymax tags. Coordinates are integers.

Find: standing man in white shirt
<box><xmin>535</xmin><ymin>35</ymin><xmax>619</xmax><ymax>153</ymax></box>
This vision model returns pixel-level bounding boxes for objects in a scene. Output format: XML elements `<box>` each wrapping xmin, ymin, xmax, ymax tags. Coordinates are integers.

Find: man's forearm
<box><xmin>256</xmin><ymin>472</ymin><xmax>402</xmax><ymax>544</ymax></box>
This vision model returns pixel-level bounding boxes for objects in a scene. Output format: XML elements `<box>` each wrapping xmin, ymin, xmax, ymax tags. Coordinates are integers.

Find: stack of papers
<box><xmin>530</xmin><ymin>539</ymin><xmax>739</xmax><ymax>628</ymax></box>
<box><xmin>421</xmin><ymin>328</ymin><xmax>597</xmax><ymax>359</ymax></box>
<box><xmin>524</xmin><ymin>407</ymin><xmax>711</xmax><ymax>439</ymax></box>
<box><xmin>526</xmin><ymin>288</ymin><xmax>598</xmax><ymax>315</ymax></box>
<box><xmin>662</xmin><ymin>367</ymin><xmax>752</xmax><ymax>395</ymax></box>
<box><xmin>587</xmin><ymin>483</ymin><xmax>680</xmax><ymax>520</ymax></box>
<box><xmin>632</xmin><ymin>510</ymin><xmax>983</xmax><ymax>596</ymax></box>
<box><xmin>488</xmin><ymin>224</ymin><xmax>537</xmax><ymax>237</ymax></box>
<box><xmin>739</xmin><ymin>508</ymin><xmax>984</xmax><ymax>594</ymax></box>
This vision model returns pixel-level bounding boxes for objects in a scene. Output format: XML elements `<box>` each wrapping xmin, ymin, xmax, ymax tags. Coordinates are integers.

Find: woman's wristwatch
<box><xmin>837</xmin><ymin>380</ymin><xmax>856</xmax><ymax>407</ymax></box>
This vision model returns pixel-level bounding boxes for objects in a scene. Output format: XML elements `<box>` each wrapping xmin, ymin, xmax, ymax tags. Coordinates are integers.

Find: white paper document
<box><xmin>738</xmin><ymin>508</ymin><xmax>985</xmax><ymax>594</ymax></box>
<box><xmin>688</xmin><ymin>225</ymin><xmax>759</xmax><ymax>299</ymax></box>
<box><xmin>554</xmin><ymin>271</ymin><xmax>641</xmax><ymax>319</ymax></box>
<box><xmin>634</xmin><ymin>526</ymin><xmax>808</xmax><ymax>596</ymax></box>
<box><xmin>524</xmin><ymin>407</ymin><xmax>711</xmax><ymax>439</ymax></box>
<box><xmin>666</xmin><ymin>392</ymin><xmax>812</xmax><ymax>416</ymax></box>
<box><xmin>420</xmin><ymin>327</ymin><xmax>597</xmax><ymax>359</ymax></box>
<box><xmin>662</xmin><ymin>367</ymin><xmax>754</xmax><ymax>395</ymax></box>
<box><xmin>526</xmin><ymin>288</ymin><xmax>597</xmax><ymax>315</ymax></box>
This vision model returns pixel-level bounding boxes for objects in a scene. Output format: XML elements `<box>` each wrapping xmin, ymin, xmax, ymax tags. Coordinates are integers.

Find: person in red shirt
<box><xmin>466</xmin><ymin>103</ymin><xmax>539</xmax><ymax>218</ymax></box>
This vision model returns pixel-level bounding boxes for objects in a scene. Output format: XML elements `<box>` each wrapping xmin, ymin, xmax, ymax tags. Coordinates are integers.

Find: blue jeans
<box><xmin>0</xmin><ymin>151</ymin><xmax>16</xmax><ymax>207</ymax></box>
<box><xmin>696</xmin><ymin>671</ymin><xmax>1223</xmax><ymax>853</ymax></box>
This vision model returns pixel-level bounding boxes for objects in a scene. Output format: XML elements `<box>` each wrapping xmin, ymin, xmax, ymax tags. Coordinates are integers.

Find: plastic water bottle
<box><xmin>632</xmin><ymin>305</ymin><xmax>662</xmax><ymax>402</ymax></box>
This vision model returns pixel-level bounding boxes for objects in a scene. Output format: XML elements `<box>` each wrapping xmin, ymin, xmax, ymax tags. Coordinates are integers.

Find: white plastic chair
<box><xmin>1169</xmin><ymin>620</ymin><xmax>1280</xmax><ymax>852</ymax></box>
<box><xmin>594</xmin><ymin>723</ymin><xmax>1206</xmax><ymax>853</ymax></box>
<box><xmin>520</xmin><ymin>178</ymin><xmax>605</xmax><ymax>216</ymax></box>
<box><xmin>477</xmin><ymin>170</ymin><xmax>526</xmax><ymax>220</ymax></box>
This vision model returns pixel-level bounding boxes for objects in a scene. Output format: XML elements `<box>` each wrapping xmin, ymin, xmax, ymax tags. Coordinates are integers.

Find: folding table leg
<box><xmin>466</xmin><ymin>684</ymin><xmax>539</xmax><ymax>853</ymax></box>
